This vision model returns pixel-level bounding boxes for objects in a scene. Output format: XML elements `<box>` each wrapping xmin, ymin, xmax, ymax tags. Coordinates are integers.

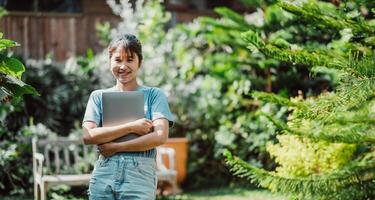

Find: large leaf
<box><xmin>0</xmin><ymin>57</ymin><xmax>25</xmax><ymax>79</ymax></box>
<box><xmin>2</xmin><ymin>74</ymin><xmax>39</xmax><ymax>97</ymax></box>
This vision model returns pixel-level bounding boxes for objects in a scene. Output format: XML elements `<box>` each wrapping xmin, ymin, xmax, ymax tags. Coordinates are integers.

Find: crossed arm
<box><xmin>82</xmin><ymin>118</ymin><xmax>169</xmax><ymax>157</ymax></box>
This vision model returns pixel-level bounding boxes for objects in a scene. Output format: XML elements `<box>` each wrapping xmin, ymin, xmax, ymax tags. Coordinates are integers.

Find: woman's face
<box><xmin>110</xmin><ymin>46</ymin><xmax>141</xmax><ymax>85</ymax></box>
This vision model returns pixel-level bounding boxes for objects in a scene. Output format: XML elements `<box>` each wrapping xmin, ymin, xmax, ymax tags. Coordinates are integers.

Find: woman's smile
<box><xmin>118</xmin><ymin>70</ymin><xmax>132</xmax><ymax>77</ymax></box>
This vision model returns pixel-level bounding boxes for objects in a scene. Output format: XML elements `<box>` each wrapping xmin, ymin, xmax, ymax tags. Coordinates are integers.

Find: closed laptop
<box><xmin>102</xmin><ymin>91</ymin><xmax>144</xmax><ymax>142</ymax></box>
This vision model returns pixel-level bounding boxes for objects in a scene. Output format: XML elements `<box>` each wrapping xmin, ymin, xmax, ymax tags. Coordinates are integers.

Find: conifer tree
<box><xmin>225</xmin><ymin>1</ymin><xmax>375</xmax><ymax>199</ymax></box>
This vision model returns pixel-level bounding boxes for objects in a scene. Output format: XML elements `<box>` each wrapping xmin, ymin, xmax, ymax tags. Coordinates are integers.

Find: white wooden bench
<box><xmin>32</xmin><ymin>137</ymin><xmax>180</xmax><ymax>200</ymax></box>
<box><xmin>156</xmin><ymin>146</ymin><xmax>181</xmax><ymax>195</ymax></box>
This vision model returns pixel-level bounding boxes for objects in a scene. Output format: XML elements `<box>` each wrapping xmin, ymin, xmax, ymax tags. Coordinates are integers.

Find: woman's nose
<box><xmin>119</xmin><ymin>64</ymin><xmax>126</xmax><ymax>69</ymax></box>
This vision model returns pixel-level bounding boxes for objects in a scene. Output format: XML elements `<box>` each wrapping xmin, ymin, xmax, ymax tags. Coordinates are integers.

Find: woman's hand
<box><xmin>129</xmin><ymin>118</ymin><xmax>153</xmax><ymax>135</ymax></box>
<box><xmin>98</xmin><ymin>142</ymin><xmax>119</xmax><ymax>157</ymax></box>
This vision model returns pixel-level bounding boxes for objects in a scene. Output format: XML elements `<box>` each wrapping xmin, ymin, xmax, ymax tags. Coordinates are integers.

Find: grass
<box><xmin>157</xmin><ymin>187</ymin><xmax>286</xmax><ymax>200</ymax></box>
<box><xmin>2</xmin><ymin>187</ymin><xmax>286</xmax><ymax>200</ymax></box>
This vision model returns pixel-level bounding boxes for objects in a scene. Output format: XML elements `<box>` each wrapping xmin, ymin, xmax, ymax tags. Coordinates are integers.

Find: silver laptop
<box><xmin>102</xmin><ymin>91</ymin><xmax>144</xmax><ymax>142</ymax></box>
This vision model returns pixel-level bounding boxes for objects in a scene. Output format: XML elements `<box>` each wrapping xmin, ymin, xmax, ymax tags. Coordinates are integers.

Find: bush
<box><xmin>0</xmin><ymin>54</ymin><xmax>98</xmax><ymax>195</ymax></box>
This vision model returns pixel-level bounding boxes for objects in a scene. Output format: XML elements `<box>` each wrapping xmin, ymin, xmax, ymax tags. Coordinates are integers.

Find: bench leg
<box><xmin>170</xmin><ymin>179</ymin><xmax>182</xmax><ymax>195</ymax></box>
<box><xmin>40</xmin><ymin>182</ymin><xmax>47</xmax><ymax>200</ymax></box>
<box><xmin>34</xmin><ymin>181</ymin><xmax>39</xmax><ymax>200</ymax></box>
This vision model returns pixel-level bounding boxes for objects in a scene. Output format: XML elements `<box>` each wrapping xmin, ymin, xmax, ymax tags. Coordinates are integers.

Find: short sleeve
<box><xmin>82</xmin><ymin>91</ymin><xmax>102</xmax><ymax>127</ymax></box>
<box><xmin>151</xmin><ymin>89</ymin><xmax>174</xmax><ymax>128</ymax></box>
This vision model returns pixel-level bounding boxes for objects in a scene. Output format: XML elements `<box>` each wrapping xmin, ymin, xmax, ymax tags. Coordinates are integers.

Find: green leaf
<box><xmin>3</xmin><ymin>74</ymin><xmax>40</xmax><ymax>96</ymax></box>
<box><xmin>214</xmin><ymin>7</ymin><xmax>255</xmax><ymax>30</ymax></box>
<box><xmin>0</xmin><ymin>39</ymin><xmax>19</xmax><ymax>51</ymax></box>
<box><xmin>199</xmin><ymin>17</ymin><xmax>247</xmax><ymax>32</ymax></box>
<box><xmin>0</xmin><ymin>57</ymin><xmax>25</xmax><ymax>79</ymax></box>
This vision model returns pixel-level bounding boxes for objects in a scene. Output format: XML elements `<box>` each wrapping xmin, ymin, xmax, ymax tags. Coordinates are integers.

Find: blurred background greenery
<box><xmin>0</xmin><ymin>0</ymin><xmax>374</xmax><ymax>199</ymax></box>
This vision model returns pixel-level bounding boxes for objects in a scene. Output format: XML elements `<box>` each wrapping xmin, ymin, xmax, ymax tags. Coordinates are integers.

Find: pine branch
<box><xmin>252</xmin><ymin>91</ymin><xmax>303</xmax><ymax>108</ymax></box>
<box><xmin>348</xmin><ymin>54</ymin><xmax>375</xmax><ymax>78</ymax></box>
<box><xmin>299</xmin><ymin>75</ymin><xmax>375</xmax><ymax>121</ymax></box>
<box><xmin>253</xmin><ymin>77</ymin><xmax>375</xmax><ymax>124</ymax></box>
<box><xmin>243</xmin><ymin>30</ymin><xmax>375</xmax><ymax>79</ymax></box>
<box><xmin>263</xmin><ymin>113</ymin><xmax>375</xmax><ymax>143</ymax></box>
<box><xmin>242</xmin><ymin>31</ymin><xmax>347</xmax><ymax>70</ymax></box>
<box><xmin>323</xmin><ymin>107</ymin><xmax>375</xmax><ymax>124</ymax></box>
<box><xmin>279</xmin><ymin>1</ymin><xmax>375</xmax><ymax>36</ymax></box>
<box><xmin>224</xmin><ymin>150</ymin><xmax>375</xmax><ymax>198</ymax></box>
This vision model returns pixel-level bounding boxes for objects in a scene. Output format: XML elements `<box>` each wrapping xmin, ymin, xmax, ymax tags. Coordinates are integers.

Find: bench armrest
<box><xmin>156</xmin><ymin>147</ymin><xmax>176</xmax><ymax>171</ymax></box>
<box><xmin>33</xmin><ymin>152</ymin><xmax>45</xmax><ymax>176</ymax></box>
<box><xmin>34</xmin><ymin>152</ymin><xmax>45</xmax><ymax>162</ymax></box>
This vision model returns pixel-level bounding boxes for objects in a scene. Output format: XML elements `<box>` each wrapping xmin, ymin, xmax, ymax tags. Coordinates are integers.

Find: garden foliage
<box><xmin>0</xmin><ymin>54</ymin><xmax>98</xmax><ymax>195</ymax></box>
<box><xmin>225</xmin><ymin>1</ymin><xmax>375</xmax><ymax>199</ymax></box>
<box><xmin>0</xmin><ymin>32</ymin><xmax>38</xmax><ymax>103</ymax></box>
<box><xmin>95</xmin><ymin>0</ymin><xmax>346</xmax><ymax>189</ymax></box>
<box><xmin>0</xmin><ymin>9</ymin><xmax>40</xmax><ymax>195</ymax></box>
<box><xmin>0</xmin><ymin>0</ymin><xmax>361</xmax><ymax>196</ymax></box>
<box><xmin>94</xmin><ymin>0</ymin><xmax>294</xmax><ymax>188</ymax></box>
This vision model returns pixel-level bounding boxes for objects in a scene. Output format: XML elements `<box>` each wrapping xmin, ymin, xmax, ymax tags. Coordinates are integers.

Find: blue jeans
<box><xmin>88</xmin><ymin>151</ymin><xmax>157</xmax><ymax>200</ymax></box>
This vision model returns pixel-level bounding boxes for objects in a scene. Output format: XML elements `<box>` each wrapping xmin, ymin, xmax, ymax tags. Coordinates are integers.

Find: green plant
<box><xmin>225</xmin><ymin>1</ymin><xmax>375</xmax><ymax>199</ymax></box>
<box><xmin>0</xmin><ymin>16</ymin><xmax>39</xmax><ymax>194</ymax></box>
<box><xmin>267</xmin><ymin>135</ymin><xmax>356</xmax><ymax>177</ymax></box>
<box><xmin>0</xmin><ymin>52</ymin><xmax>99</xmax><ymax>195</ymax></box>
<box><xmin>0</xmin><ymin>33</ymin><xmax>39</xmax><ymax>103</ymax></box>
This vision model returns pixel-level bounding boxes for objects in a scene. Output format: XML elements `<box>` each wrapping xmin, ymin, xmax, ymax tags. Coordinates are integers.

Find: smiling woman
<box><xmin>81</xmin><ymin>34</ymin><xmax>174</xmax><ymax>200</ymax></box>
<box><xmin>108</xmin><ymin>34</ymin><xmax>143</xmax><ymax>87</ymax></box>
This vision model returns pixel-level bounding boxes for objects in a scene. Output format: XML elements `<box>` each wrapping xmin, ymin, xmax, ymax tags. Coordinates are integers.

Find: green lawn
<box><xmin>157</xmin><ymin>187</ymin><xmax>286</xmax><ymax>200</ymax></box>
<box><xmin>2</xmin><ymin>187</ymin><xmax>286</xmax><ymax>200</ymax></box>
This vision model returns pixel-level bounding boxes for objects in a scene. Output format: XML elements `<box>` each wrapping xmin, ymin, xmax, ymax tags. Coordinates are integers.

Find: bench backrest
<box><xmin>32</xmin><ymin>137</ymin><xmax>97</xmax><ymax>175</ymax></box>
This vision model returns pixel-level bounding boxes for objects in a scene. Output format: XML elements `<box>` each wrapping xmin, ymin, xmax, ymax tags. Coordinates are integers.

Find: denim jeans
<box><xmin>88</xmin><ymin>151</ymin><xmax>157</xmax><ymax>200</ymax></box>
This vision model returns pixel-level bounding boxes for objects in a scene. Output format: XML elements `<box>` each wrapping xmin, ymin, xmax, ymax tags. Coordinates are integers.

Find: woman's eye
<box><xmin>127</xmin><ymin>59</ymin><xmax>133</xmax><ymax>62</ymax></box>
<box><xmin>115</xmin><ymin>59</ymin><xmax>121</xmax><ymax>62</ymax></box>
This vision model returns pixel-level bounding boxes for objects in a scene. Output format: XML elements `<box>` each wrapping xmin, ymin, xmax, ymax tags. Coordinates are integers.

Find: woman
<box><xmin>82</xmin><ymin>34</ymin><xmax>174</xmax><ymax>199</ymax></box>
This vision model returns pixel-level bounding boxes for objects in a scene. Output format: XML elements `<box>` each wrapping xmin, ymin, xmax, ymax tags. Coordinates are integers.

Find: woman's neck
<box><xmin>115</xmin><ymin>81</ymin><xmax>140</xmax><ymax>91</ymax></box>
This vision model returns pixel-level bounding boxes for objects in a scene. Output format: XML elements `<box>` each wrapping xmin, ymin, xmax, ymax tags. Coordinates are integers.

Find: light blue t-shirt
<box><xmin>82</xmin><ymin>85</ymin><xmax>174</xmax><ymax>156</ymax></box>
<box><xmin>82</xmin><ymin>85</ymin><xmax>174</xmax><ymax>127</ymax></box>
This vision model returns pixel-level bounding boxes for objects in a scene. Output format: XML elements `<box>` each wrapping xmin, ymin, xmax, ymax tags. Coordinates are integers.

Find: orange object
<box><xmin>161</xmin><ymin>137</ymin><xmax>189</xmax><ymax>184</ymax></box>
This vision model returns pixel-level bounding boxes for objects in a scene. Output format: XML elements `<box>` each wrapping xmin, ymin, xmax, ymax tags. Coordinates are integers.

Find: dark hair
<box><xmin>108</xmin><ymin>34</ymin><xmax>143</xmax><ymax>64</ymax></box>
